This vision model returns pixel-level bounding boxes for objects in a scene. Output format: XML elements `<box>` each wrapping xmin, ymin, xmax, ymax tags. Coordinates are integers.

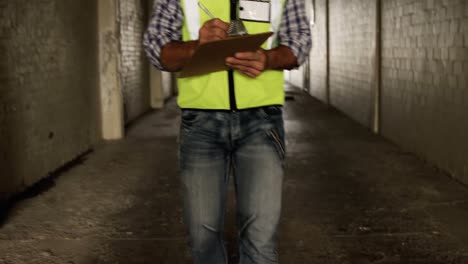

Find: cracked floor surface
<box><xmin>1</xmin><ymin>86</ymin><xmax>468</xmax><ymax>263</ymax></box>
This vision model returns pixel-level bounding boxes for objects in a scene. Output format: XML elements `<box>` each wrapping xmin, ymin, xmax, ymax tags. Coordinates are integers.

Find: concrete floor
<box><xmin>1</xmin><ymin>86</ymin><xmax>468</xmax><ymax>264</ymax></box>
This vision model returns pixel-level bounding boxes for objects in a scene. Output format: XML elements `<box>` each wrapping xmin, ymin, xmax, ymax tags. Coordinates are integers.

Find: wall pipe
<box><xmin>373</xmin><ymin>0</ymin><xmax>382</xmax><ymax>134</ymax></box>
<box><xmin>325</xmin><ymin>0</ymin><xmax>330</xmax><ymax>105</ymax></box>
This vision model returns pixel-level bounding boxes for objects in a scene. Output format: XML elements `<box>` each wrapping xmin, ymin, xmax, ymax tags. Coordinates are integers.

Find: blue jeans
<box><xmin>179</xmin><ymin>106</ymin><xmax>286</xmax><ymax>264</ymax></box>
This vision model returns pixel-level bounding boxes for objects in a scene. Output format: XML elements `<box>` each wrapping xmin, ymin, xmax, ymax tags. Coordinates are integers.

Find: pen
<box><xmin>198</xmin><ymin>2</ymin><xmax>215</xmax><ymax>19</ymax></box>
<box><xmin>197</xmin><ymin>1</ymin><xmax>249</xmax><ymax>36</ymax></box>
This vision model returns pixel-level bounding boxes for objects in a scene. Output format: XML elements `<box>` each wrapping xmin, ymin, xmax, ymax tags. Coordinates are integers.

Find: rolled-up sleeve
<box><xmin>143</xmin><ymin>0</ymin><xmax>184</xmax><ymax>70</ymax></box>
<box><xmin>277</xmin><ymin>0</ymin><xmax>312</xmax><ymax>66</ymax></box>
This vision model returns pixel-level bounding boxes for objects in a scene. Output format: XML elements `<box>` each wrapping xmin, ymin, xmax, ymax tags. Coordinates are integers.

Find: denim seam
<box><xmin>267</xmin><ymin>130</ymin><xmax>286</xmax><ymax>163</ymax></box>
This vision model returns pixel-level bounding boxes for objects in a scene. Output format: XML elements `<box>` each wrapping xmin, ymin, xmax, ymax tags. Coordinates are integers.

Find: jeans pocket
<box><xmin>181</xmin><ymin>110</ymin><xmax>204</xmax><ymax>124</ymax></box>
<box><xmin>180</xmin><ymin>110</ymin><xmax>205</xmax><ymax>147</ymax></box>
<box><xmin>258</xmin><ymin>106</ymin><xmax>283</xmax><ymax>121</ymax></box>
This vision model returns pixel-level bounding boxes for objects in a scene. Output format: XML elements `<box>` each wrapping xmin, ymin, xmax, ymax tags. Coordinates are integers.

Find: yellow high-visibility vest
<box><xmin>177</xmin><ymin>0</ymin><xmax>285</xmax><ymax>110</ymax></box>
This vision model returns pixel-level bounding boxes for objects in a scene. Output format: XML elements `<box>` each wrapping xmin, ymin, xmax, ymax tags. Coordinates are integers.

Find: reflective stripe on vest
<box><xmin>184</xmin><ymin>0</ymin><xmax>200</xmax><ymax>40</ymax></box>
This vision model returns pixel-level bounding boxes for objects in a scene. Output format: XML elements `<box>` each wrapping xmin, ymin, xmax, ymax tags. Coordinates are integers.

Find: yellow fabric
<box><xmin>178</xmin><ymin>0</ymin><xmax>285</xmax><ymax>109</ymax></box>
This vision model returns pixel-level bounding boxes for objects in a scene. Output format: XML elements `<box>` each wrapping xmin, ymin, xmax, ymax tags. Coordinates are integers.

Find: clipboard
<box><xmin>179</xmin><ymin>32</ymin><xmax>273</xmax><ymax>78</ymax></box>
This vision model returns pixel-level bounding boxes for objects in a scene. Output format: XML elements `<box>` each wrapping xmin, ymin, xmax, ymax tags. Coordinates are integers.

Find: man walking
<box><xmin>144</xmin><ymin>0</ymin><xmax>311</xmax><ymax>263</ymax></box>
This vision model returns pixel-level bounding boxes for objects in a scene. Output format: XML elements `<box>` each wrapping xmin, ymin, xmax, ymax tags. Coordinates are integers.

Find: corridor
<box><xmin>2</xmin><ymin>0</ymin><xmax>468</xmax><ymax>263</ymax></box>
<box><xmin>1</xmin><ymin>87</ymin><xmax>468</xmax><ymax>263</ymax></box>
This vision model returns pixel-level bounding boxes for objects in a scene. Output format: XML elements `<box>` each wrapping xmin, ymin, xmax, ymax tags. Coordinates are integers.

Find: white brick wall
<box><xmin>309</xmin><ymin>0</ymin><xmax>468</xmax><ymax>184</ymax></box>
<box><xmin>328</xmin><ymin>0</ymin><xmax>377</xmax><ymax>127</ymax></box>
<box><xmin>119</xmin><ymin>0</ymin><xmax>150</xmax><ymax>123</ymax></box>
<box><xmin>381</xmin><ymin>0</ymin><xmax>468</xmax><ymax>183</ymax></box>
<box><xmin>309</xmin><ymin>0</ymin><xmax>328</xmax><ymax>102</ymax></box>
<box><xmin>0</xmin><ymin>0</ymin><xmax>99</xmax><ymax>200</ymax></box>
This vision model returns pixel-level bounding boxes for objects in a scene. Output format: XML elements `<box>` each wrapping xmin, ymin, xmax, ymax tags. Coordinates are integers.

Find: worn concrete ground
<box><xmin>1</xmin><ymin>86</ymin><xmax>468</xmax><ymax>264</ymax></box>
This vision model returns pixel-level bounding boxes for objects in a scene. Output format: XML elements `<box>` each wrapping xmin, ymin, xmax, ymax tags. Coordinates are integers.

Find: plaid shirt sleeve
<box><xmin>278</xmin><ymin>0</ymin><xmax>312</xmax><ymax>66</ymax></box>
<box><xmin>143</xmin><ymin>0</ymin><xmax>184</xmax><ymax>70</ymax></box>
<box><xmin>143</xmin><ymin>0</ymin><xmax>311</xmax><ymax>70</ymax></box>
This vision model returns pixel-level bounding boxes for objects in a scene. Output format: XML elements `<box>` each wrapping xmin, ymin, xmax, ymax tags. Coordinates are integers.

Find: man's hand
<box><xmin>160</xmin><ymin>19</ymin><xmax>229</xmax><ymax>72</ymax></box>
<box><xmin>226</xmin><ymin>45</ymin><xmax>299</xmax><ymax>78</ymax></box>
<box><xmin>225</xmin><ymin>49</ymin><xmax>268</xmax><ymax>78</ymax></box>
<box><xmin>199</xmin><ymin>19</ymin><xmax>230</xmax><ymax>45</ymax></box>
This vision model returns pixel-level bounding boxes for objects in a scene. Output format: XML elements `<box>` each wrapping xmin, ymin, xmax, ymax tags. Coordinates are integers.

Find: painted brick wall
<box><xmin>119</xmin><ymin>0</ymin><xmax>150</xmax><ymax>123</ymax></box>
<box><xmin>381</xmin><ymin>0</ymin><xmax>468</xmax><ymax>183</ymax></box>
<box><xmin>328</xmin><ymin>0</ymin><xmax>377</xmax><ymax>127</ymax></box>
<box><xmin>309</xmin><ymin>0</ymin><xmax>328</xmax><ymax>102</ymax></box>
<box><xmin>0</xmin><ymin>0</ymin><xmax>98</xmax><ymax>200</ymax></box>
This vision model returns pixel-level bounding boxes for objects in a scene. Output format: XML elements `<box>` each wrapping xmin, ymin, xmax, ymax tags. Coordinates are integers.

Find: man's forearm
<box><xmin>160</xmin><ymin>40</ymin><xmax>198</xmax><ymax>72</ymax></box>
<box><xmin>161</xmin><ymin>41</ymin><xmax>297</xmax><ymax>74</ymax></box>
<box><xmin>265</xmin><ymin>45</ymin><xmax>298</xmax><ymax>71</ymax></box>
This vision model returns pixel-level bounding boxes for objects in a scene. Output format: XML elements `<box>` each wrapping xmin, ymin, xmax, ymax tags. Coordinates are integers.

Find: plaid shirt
<box><xmin>143</xmin><ymin>0</ymin><xmax>311</xmax><ymax>70</ymax></box>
